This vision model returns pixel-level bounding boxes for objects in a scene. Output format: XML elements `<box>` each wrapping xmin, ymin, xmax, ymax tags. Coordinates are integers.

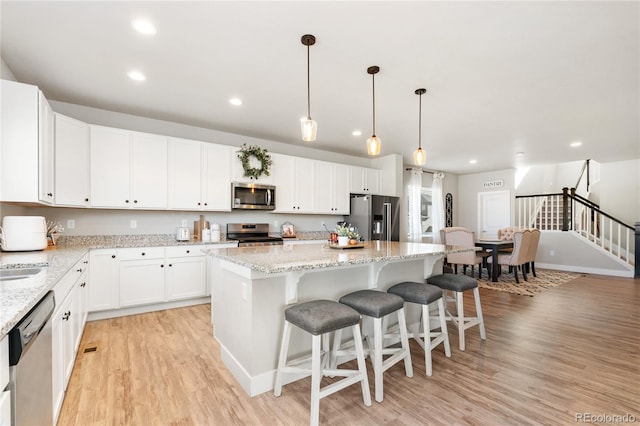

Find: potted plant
<box><xmin>335</xmin><ymin>223</ymin><xmax>360</xmax><ymax>246</ymax></box>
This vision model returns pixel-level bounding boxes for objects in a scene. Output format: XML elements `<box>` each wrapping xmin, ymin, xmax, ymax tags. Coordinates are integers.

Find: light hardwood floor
<box><xmin>59</xmin><ymin>274</ymin><xmax>640</xmax><ymax>425</ymax></box>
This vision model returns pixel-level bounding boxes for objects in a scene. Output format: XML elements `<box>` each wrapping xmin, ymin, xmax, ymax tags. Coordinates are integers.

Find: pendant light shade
<box><xmin>413</xmin><ymin>88</ymin><xmax>427</xmax><ymax>166</ymax></box>
<box><xmin>301</xmin><ymin>34</ymin><xmax>317</xmax><ymax>142</ymax></box>
<box><xmin>367</xmin><ymin>66</ymin><xmax>381</xmax><ymax>156</ymax></box>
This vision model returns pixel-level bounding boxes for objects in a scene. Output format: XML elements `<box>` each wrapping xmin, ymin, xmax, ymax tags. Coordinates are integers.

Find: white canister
<box><xmin>202</xmin><ymin>228</ymin><xmax>211</xmax><ymax>242</ymax></box>
<box><xmin>212</xmin><ymin>223</ymin><xmax>221</xmax><ymax>242</ymax></box>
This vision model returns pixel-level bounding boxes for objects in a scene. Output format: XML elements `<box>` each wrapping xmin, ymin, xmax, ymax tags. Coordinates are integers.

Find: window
<box><xmin>421</xmin><ymin>188</ymin><xmax>433</xmax><ymax>235</ymax></box>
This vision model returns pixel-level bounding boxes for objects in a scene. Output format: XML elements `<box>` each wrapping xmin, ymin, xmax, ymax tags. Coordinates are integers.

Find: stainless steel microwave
<box><xmin>231</xmin><ymin>182</ymin><xmax>276</xmax><ymax>210</ymax></box>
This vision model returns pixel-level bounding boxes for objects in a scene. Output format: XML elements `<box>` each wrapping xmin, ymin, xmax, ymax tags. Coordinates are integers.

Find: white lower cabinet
<box><xmin>89</xmin><ymin>245</ymin><xmax>218</xmax><ymax>315</ymax></box>
<box><xmin>52</xmin><ymin>254</ymin><xmax>89</xmax><ymax>424</ymax></box>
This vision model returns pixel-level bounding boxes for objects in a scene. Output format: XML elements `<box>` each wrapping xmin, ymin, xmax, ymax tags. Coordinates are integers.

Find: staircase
<box><xmin>515</xmin><ymin>189</ymin><xmax>636</xmax><ymax>275</ymax></box>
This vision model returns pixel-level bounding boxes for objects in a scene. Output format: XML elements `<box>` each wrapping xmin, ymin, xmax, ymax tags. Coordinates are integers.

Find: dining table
<box><xmin>475</xmin><ymin>239</ymin><xmax>514</xmax><ymax>282</ymax></box>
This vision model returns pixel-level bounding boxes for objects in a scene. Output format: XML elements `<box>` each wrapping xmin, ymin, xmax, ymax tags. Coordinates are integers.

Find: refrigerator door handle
<box><xmin>383</xmin><ymin>202</ymin><xmax>392</xmax><ymax>241</ymax></box>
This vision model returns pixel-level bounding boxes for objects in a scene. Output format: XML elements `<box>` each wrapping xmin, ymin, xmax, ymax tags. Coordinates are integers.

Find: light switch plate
<box><xmin>67</xmin><ymin>219</ymin><xmax>75</xmax><ymax>229</ymax></box>
<box><xmin>130</xmin><ymin>220</ymin><xmax>137</xmax><ymax>229</ymax></box>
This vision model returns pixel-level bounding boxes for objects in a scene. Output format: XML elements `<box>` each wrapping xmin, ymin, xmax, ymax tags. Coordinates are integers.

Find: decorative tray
<box><xmin>328</xmin><ymin>243</ymin><xmax>365</xmax><ymax>250</ymax></box>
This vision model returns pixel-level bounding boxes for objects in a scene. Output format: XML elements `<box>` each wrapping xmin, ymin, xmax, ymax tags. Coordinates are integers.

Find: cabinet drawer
<box><xmin>53</xmin><ymin>254</ymin><xmax>89</xmax><ymax>303</ymax></box>
<box><xmin>165</xmin><ymin>245</ymin><xmax>206</xmax><ymax>258</ymax></box>
<box><xmin>0</xmin><ymin>336</ymin><xmax>8</xmax><ymax>391</ymax></box>
<box><xmin>117</xmin><ymin>247</ymin><xmax>164</xmax><ymax>261</ymax></box>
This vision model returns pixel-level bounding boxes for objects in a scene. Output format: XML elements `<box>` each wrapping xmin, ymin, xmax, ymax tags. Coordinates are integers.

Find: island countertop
<box><xmin>204</xmin><ymin>241</ymin><xmax>471</xmax><ymax>274</ymax></box>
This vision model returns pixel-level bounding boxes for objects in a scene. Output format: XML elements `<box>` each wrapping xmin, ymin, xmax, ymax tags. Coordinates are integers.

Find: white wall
<box><xmin>457</xmin><ymin>169</ymin><xmax>515</xmax><ymax>232</ymax></box>
<box><xmin>599</xmin><ymin>159</ymin><xmax>640</xmax><ymax>227</ymax></box>
<box><xmin>1</xmin><ymin>58</ymin><xmax>16</xmax><ymax>81</ymax></box>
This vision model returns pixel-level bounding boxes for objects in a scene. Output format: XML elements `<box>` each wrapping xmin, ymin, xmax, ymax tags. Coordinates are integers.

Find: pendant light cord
<box><xmin>418</xmin><ymin>91</ymin><xmax>422</xmax><ymax>149</ymax></box>
<box><xmin>372</xmin><ymin>73</ymin><xmax>376</xmax><ymax>135</ymax></box>
<box><xmin>307</xmin><ymin>44</ymin><xmax>311</xmax><ymax>119</ymax></box>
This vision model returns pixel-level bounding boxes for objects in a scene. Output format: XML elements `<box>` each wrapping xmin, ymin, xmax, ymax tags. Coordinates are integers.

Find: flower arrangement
<box><xmin>237</xmin><ymin>144</ymin><xmax>272</xmax><ymax>179</ymax></box>
<box><xmin>335</xmin><ymin>223</ymin><xmax>360</xmax><ymax>240</ymax></box>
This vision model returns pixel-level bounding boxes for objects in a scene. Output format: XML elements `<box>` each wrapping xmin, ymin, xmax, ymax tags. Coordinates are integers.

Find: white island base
<box><xmin>206</xmin><ymin>242</ymin><xmax>453</xmax><ymax>397</ymax></box>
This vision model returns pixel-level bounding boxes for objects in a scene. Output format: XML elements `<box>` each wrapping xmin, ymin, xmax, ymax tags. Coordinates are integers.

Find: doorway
<box><xmin>477</xmin><ymin>190</ymin><xmax>511</xmax><ymax>239</ymax></box>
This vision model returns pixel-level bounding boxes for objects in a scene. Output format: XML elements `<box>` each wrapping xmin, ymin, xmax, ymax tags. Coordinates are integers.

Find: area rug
<box><xmin>474</xmin><ymin>269</ymin><xmax>583</xmax><ymax>296</ymax></box>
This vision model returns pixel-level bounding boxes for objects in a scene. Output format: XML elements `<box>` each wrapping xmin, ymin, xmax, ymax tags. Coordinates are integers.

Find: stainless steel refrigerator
<box><xmin>346</xmin><ymin>195</ymin><xmax>400</xmax><ymax>241</ymax></box>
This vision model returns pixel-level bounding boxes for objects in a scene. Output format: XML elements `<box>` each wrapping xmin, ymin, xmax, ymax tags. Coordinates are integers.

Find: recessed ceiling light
<box><xmin>132</xmin><ymin>19</ymin><xmax>156</xmax><ymax>35</ymax></box>
<box><xmin>570</xmin><ymin>141</ymin><xmax>583</xmax><ymax>147</ymax></box>
<box><xmin>352</xmin><ymin>130</ymin><xmax>362</xmax><ymax>136</ymax></box>
<box><xmin>516</xmin><ymin>152</ymin><xmax>525</xmax><ymax>157</ymax></box>
<box><xmin>127</xmin><ymin>70</ymin><xmax>146</xmax><ymax>81</ymax></box>
<box><xmin>469</xmin><ymin>159</ymin><xmax>477</xmax><ymax>164</ymax></box>
<box><xmin>229</xmin><ymin>97</ymin><xmax>242</xmax><ymax>106</ymax></box>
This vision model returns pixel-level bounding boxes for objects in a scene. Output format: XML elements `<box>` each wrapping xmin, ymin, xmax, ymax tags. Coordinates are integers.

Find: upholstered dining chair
<box><xmin>441</xmin><ymin>227</ymin><xmax>491</xmax><ymax>279</ymax></box>
<box><xmin>526</xmin><ymin>228</ymin><xmax>541</xmax><ymax>277</ymax></box>
<box><xmin>489</xmin><ymin>229</ymin><xmax>532</xmax><ymax>283</ymax></box>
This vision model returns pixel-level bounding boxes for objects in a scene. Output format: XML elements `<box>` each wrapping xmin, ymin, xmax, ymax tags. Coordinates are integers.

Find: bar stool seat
<box><xmin>387</xmin><ymin>282</ymin><xmax>451</xmax><ymax>376</ymax></box>
<box><xmin>274</xmin><ymin>300</ymin><xmax>371</xmax><ymax>426</ymax></box>
<box><xmin>427</xmin><ymin>273</ymin><xmax>486</xmax><ymax>351</ymax></box>
<box><xmin>337</xmin><ymin>290</ymin><xmax>413</xmax><ymax>402</ymax></box>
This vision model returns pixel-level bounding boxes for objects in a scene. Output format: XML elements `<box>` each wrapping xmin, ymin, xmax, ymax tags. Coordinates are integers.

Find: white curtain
<box><xmin>407</xmin><ymin>168</ymin><xmax>423</xmax><ymax>242</ymax></box>
<box><xmin>432</xmin><ymin>171</ymin><xmax>445</xmax><ymax>243</ymax></box>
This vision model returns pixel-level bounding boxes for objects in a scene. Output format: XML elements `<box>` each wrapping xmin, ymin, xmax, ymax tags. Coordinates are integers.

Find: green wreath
<box><xmin>237</xmin><ymin>144</ymin><xmax>272</xmax><ymax>179</ymax></box>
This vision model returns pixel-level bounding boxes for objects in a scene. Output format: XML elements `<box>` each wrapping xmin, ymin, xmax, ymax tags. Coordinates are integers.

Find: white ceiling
<box><xmin>2</xmin><ymin>1</ymin><xmax>638</xmax><ymax>175</ymax></box>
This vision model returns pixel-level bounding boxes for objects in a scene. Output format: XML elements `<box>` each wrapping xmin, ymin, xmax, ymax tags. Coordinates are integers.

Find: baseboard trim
<box><xmin>87</xmin><ymin>297</ymin><xmax>209</xmax><ymax>321</ymax></box>
<box><xmin>536</xmin><ymin>263</ymin><xmax>634</xmax><ymax>278</ymax></box>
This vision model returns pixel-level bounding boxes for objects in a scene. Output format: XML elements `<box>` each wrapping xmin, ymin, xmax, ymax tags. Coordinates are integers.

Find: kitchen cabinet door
<box><xmin>165</xmin><ymin>255</ymin><xmax>206</xmax><ymax>300</ymax></box>
<box><xmin>54</xmin><ymin>114</ymin><xmax>90</xmax><ymax>207</ymax></box>
<box><xmin>314</xmin><ymin>161</ymin><xmax>350</xmax><ymax>214</ymax></box>
<box><xmin>88</xmin><ymin>250</ymin><xmax>119</xmax><ymax>311</ymax></box>
<box><xmin>202</xmin><ymin>143</ymin><xmax>232</xmax><ymax>211</ymax></box>
<box><xmin>274</xmin><ymin>155</ymin><xmax>314</xmax><ymax>213</ymax></box>
<box><xmin>349</xmin><ymin>166</ymin><xmax>380</xmax><ymax>194</ymax></box>
<box><xmin>168</xmin><ymin>137</ymin><xmax>203</xmax><ymax>210</ymax></box>
<box><xmin>131</xmin><ymin>132</ymin><xmax>168</xmax><ymax>208</ymax></box>
<box><xmin>119</xmin><ymin>258</ymin><xmax>166</xmax><ymax>307</ymax></box>
<box><xmin>38</xmin><ymin>91</ymin><xmax>55</xmax><ymax>204</ymax></box>
<box><xmin>90</xmin><ymin>125</ymin><xmax>131</xmax><ymax>208</ymax></box>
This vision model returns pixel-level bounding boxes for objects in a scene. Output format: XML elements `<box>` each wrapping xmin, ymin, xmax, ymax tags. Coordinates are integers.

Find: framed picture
<box><xmin>282</xmin><ymin>222</ymin><xmax>296</xmax><ymax>238</ymax></box>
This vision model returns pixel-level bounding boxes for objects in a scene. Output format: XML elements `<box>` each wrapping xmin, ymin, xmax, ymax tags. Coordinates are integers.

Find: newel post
<box><xmin>562</xmin><ymin>187</ymin><xmax>570</xmax><ymax>231</ymax></box>
<box><xmin>635</xmin><ymin>222</ymin><xmax>639</xmax><ymax>278</ymax></box>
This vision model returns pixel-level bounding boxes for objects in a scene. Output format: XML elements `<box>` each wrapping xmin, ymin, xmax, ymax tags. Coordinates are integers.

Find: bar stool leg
<box><xmin>352</xmin><ymin>325</ymin><xmax>372</xmax><ymax>407</ymax></box>
<box><xmin>474</xmin><ymin>287</ymin><xmax>487</xmax><ymax>340</ymax></box>
<box><xmin>456</xmin><ymin>291</ymin><xmax>465</xmax><ymax>351</ymax></box>
<box><xmin>438</xmin><ymin>297</ymin><xmax>452</xmax><ymax>358</ymax></box>
<box><xmin>422</xmin><ymin>304</ymin><xmax>433</xmax><ymax>376</ymax></box>
<box><xmin>310</xmin><ymin>334</ymin><xmax>322</xmax><ymax>426</ymax></box>
<box><xmin>274</xmin><ymin>321</ymin><xmax>292</xmax><ymax>397</ymax></box>
<box><xmin>372</xmin><ymin>317</ymin><xmax>384</xmax><ymax>402</ymax></box>
<box><xmin>396</xmin><ymin>308</ymin><xmax>414</xmax><ymax>378</ymax></box>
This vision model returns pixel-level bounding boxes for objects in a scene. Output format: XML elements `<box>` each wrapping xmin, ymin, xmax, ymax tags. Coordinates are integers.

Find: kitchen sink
<box><xmin>0</xmin><ymin>267</ymin><xmax>45</xmax><ymax>281</ymax></box>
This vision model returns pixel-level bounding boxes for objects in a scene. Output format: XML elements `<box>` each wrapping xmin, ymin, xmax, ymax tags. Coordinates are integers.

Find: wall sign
<box><xmin>482</xmin><ymin>180</ymin><xmax>504</xmax><ymax>189</ymax></box>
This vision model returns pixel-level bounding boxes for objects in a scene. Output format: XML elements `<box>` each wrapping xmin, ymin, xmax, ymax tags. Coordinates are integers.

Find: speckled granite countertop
<box><xmin>0</xmin><ymin>234</ymin><xmax>237</xmax><ymax>339</ymax></box>
<box><xmin>204</xmin><ymin>241</ymin><xmax>472</xmax><ymax>274</ymax></box>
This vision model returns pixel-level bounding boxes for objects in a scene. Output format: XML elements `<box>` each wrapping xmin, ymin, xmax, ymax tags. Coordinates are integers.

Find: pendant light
<box><xmin>366</xmin><ymin>66</ymin><xmax>381</xmax><ymax>156</ymax></box>
<box><xmin>413</xmin><ymin>88</ymin><xmax>427</xmax><ymax>166</ymax></box>
<box><xmin>300</xmin><ymin>34</ymin><xmax>317</xmax><ymax>142</ymax></box>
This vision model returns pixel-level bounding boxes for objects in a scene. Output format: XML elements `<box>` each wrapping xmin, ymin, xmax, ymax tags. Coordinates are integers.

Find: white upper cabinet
<box><xmin>274</xmin><ymin>154</ymin><xmax>315</xmax><ymax>213</ymax></box>
<box><xmin>349</xmin><ymin>166</ymin><xmax>380</xmax><ymax>194</ymax></box>
<box><xmin>168</xmin><ymin>138</ymin><xmax>232</xmax><ymax>211</ymax></box>
<box><xmin>90</xmin><ymin>125</ymin><xmax>167</xmax><ymax>209</ymax></box>
<box><xmin>0</xmin><ymin>80</ymin><xmax>53</xmax><ymax>203</ymax></box>
<box><xmin>314</xmin><ymin>161</ymin><xmax>350</xmax><ymax>214</ymax></box>
<box><xmin>54</xmin><ymin>113</ymin><xmax>90</xmax><ymax>207</ymax></box>
<box><xmin>38</xmin><ymin>92</ymin><xmax>55</xmax><ymax>204</ymax></box>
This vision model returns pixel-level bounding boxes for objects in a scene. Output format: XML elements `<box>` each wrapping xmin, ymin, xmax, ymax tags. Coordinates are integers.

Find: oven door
<box><xmin>232</xmin><ymin>183</ymin><xmax>276</xmax><ymax>210</ymax></box>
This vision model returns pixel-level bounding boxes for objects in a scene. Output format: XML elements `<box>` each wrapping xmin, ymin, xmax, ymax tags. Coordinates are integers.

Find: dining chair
<box><xmin>441</xmin><ymin>227</ymin><xmax>491</xmax><ymax>279</ymax></box>
<box><xmin>489</xmin><ymin>229</ymin><xmax>532</xmax><ymax>283</ymax></box>
<box><xmin>526</xmin><ymin>228</ymin><xmax>541</xmax><ymax>277</ymax></box>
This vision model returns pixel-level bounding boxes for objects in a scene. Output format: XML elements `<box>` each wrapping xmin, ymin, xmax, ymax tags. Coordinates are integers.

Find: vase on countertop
<box><xmin>337</xmin><ymin>236</ymin><xmax>349</xmax><ymax>246</ymax></box>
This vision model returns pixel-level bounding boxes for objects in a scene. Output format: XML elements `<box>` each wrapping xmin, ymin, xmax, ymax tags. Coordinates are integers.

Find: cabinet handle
<box><xmin>141</xmin><ymin>252</ymin><xmax>146</xmax><ymax>256</ymax></box>
<box><xmin>83</xmin><ymin>260</ymin><xmax>88</xmax><ymax>264</ymax></box>
<box><xmin>47</xmin><ymin>192</ymin><xmax>53</xmax><ymax>197</ymax></box>
<box><xmin>160</xmin><ymin>264</ymin><xmax>164</xmax><ymax>268</ymax></box>
<box><xmin>125</xmin><ymin>199</ymin><xmax>130</xmax><ymax>203</ymax></box>
<box><xmin>204</xmin><ymin>202</ymin><xmax>208</xmax><ymax>206</ymax></box>
<box><xmin>134</xmin><ymin>200</ymin><xmax>138</xmax><ymax>204</ymax></box>
<box><xmin>197</xmin><ymin>202</ymin><xmax>201</xmax><ymax>206</ymax></box>
<box><xmin>80</xmin><ymin>282</ymin><xmax>86</xmax><ymax>288</ymax></box>
<box><xmin>84</xmin><ymin>198</ymin><xmax>89</xmax><ymax>202</ymax></box>
<box><xmin>169</xmin><ymin>264</ymin><xmax>173</xmax><ymax>267</ymax></box>
<box><xmin>186</xmin><ymin>250</ymin><xmax>190</xmax><ymax>254</ymax></box>
<box><xmin>76</xmin><ymin>268</ymin><xmax>82</xmax><ymax>273</ymax></box>
<box><xmin>111</xmin><ymin>255</ymin><xmax>116</xmax><ymax>259</ymax></box>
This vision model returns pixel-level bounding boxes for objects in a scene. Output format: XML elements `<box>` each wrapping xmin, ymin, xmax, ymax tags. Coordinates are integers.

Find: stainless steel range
<box><xmin>227</xmin><ymin>223</ymin><xmax>283</xmax><ymax>246</ymax></box>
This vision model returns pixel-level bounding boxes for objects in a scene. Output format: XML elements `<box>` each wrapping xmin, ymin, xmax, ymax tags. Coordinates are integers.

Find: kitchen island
<box><xmin>205</xmin><ymin>241</ymin><xmax>471</xmax><ymax>397</ymax></box>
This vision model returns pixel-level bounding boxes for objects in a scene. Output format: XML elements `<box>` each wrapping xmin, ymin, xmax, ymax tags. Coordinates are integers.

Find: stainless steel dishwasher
<box><xmin>8</xmin><ymin>291</ymin><xmax>55</xmax><ymax>426</ymax></box>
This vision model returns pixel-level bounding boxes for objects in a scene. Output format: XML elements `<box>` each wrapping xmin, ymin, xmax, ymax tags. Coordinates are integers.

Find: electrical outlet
<box><xmin>67</xmin><ymin>219</ymin><xmax>75</xmax><ymax>229</ymax></box>
<box><xmin>273</xmin><ymin>220</ymin><xmax>279</xmax><ymax>229</ymax></box>
<box><xmin>181</xmin><ymin>219</ymin><xmax>188</xmax><ymax>227</ymax></box>
<box><xmin>130</xmin><ymin>220</ymin><xmax>137</xmax><ymax>229</ymax></box>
